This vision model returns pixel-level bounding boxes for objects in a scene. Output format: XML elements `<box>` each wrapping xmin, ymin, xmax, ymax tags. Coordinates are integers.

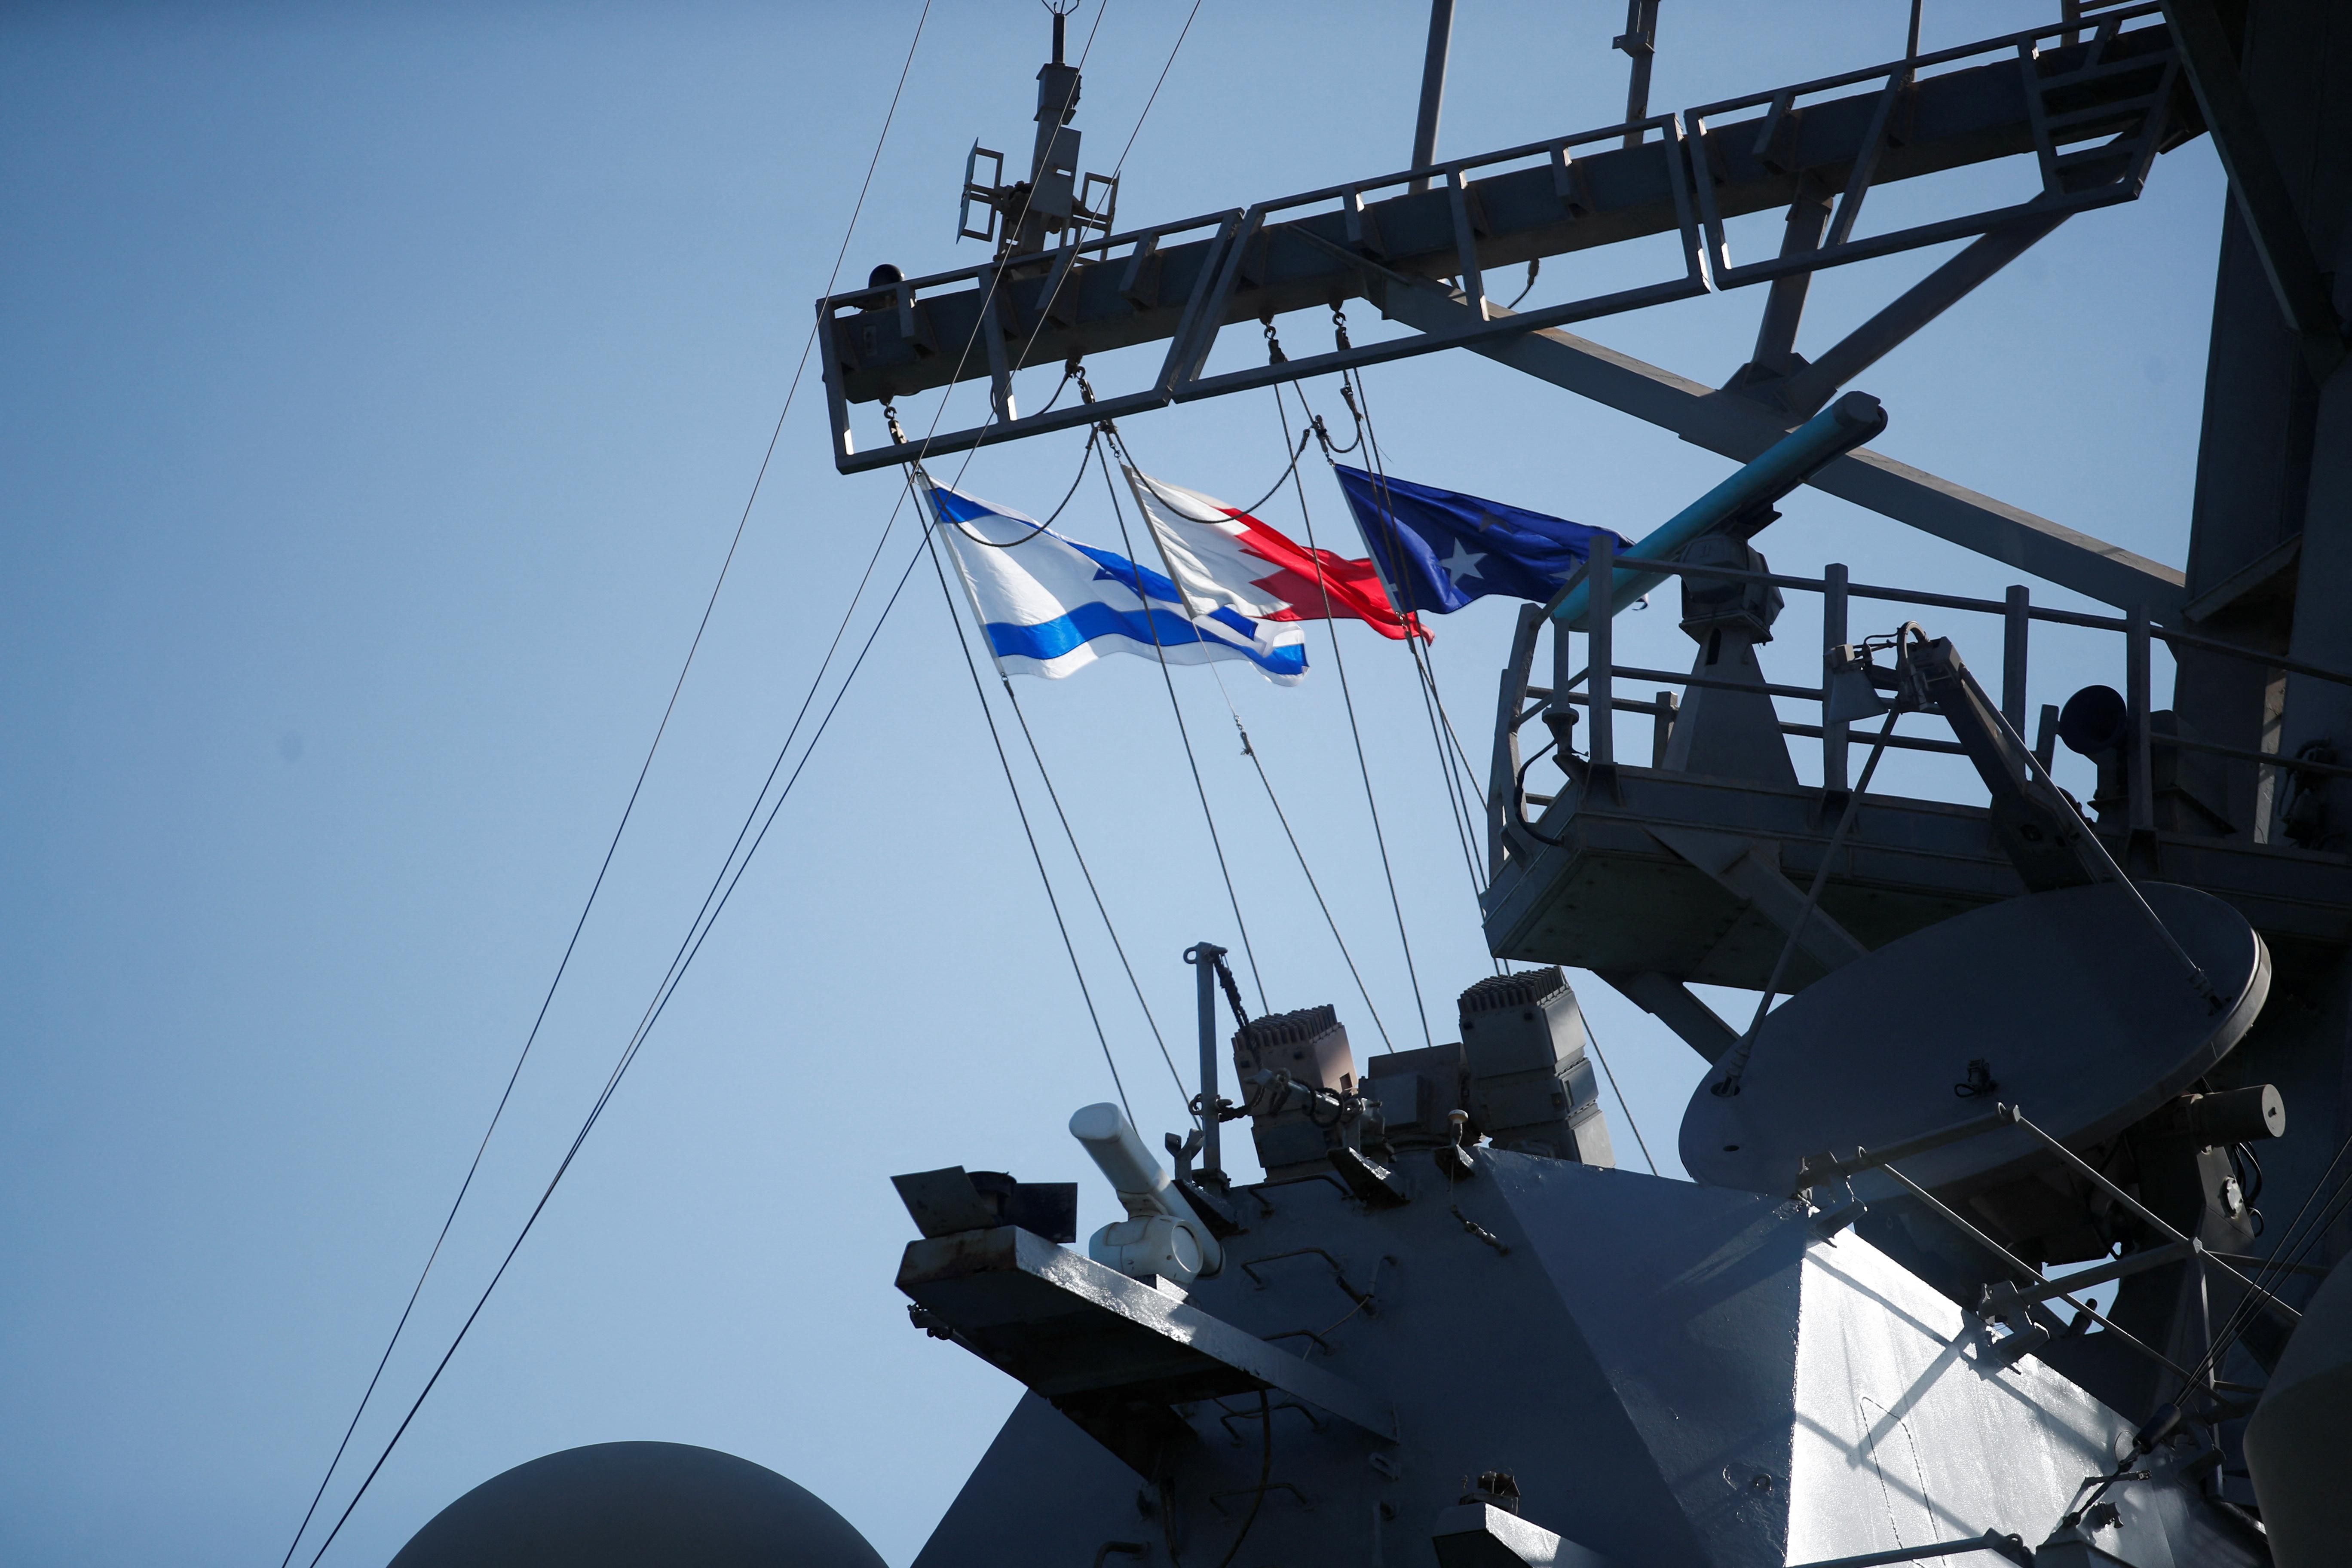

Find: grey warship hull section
<box><xmin>905</xmin><ymin>1152</ymin><xmax>2245</xmax><ymax>1568</ymax></box>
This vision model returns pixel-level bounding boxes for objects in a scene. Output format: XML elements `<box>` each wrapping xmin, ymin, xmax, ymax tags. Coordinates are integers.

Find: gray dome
<box><xmin>389</xmin><ymin>1441</ymin><xmax>887</xmax><ymax>1568</ymax></box>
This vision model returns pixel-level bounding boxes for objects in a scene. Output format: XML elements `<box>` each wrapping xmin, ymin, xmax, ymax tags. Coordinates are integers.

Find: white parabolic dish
<box><xmin>1680</xmin><ymin>881</ymin><xmax>2271</xmax><ymax>1197</ymax></box>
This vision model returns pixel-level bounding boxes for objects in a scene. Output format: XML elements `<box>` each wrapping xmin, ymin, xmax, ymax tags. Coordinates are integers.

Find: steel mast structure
<box><xmin>386</xmin><ymin>5</ymin><xmax>2352</xmax><ymax>1565</ymax></box>
<box><xmin>813</xmin><ymin>1</ymin><xmax>2352</xmax><ymax>1561</ymax></box>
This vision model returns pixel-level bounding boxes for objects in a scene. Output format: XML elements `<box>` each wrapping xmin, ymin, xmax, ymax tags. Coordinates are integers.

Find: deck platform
<box><xmin>1482</xmin><ymin>766</ymin><xmax>2352</xmax><ymax>992</ymax></box>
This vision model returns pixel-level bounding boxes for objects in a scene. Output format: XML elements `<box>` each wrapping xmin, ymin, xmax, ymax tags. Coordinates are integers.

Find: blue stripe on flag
<box><xmin>984</xmin><ymin>602</ymin><xmax>1308</xmax><ymax>679</ymax></box>
<box><xmin>924</xmin><ymin>475</ymin><xmax>1307</xmax><ymax>684</ymax></box>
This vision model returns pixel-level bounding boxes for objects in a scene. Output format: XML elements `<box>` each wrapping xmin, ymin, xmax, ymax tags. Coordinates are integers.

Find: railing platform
<box><xmin>1483</xmin><ymin>767</ymin><xmax>2352</xmax><ymax>990</ymax></box>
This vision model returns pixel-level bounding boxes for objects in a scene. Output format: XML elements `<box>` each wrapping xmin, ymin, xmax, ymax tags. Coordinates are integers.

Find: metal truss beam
<box><xmin>1767</xmin><ymin>213</ymin><xmax>2069</xmax><ymax>419</ymax></box>
<box><xmin>1372</xmin><ymin>278</ymin><xmax>2188</xmax><ymax>622</ymax></box>
<box><xmin>1734</xmin><ymin>182</ymin><xmax>1834</xmax><ymax>386</ymax></box>
<box><xmin>1648</xmin><ymin>825</ymin><xmax>1871</xmax><ymax>972</ymax></box>
<box><xmin>1596</xmin><ymin>970</ymin><xmax>1741</xmax><ymax>1063</ymax></box>
<box><xmin>822</xmin><ymin>9</ymin><xmax>2189</xmax><ymax>473</ymax></box>
<box><xmin>2159</xmin><ymin>0</ymin><xmax>2347</xmax><ymax>381</ymax></box>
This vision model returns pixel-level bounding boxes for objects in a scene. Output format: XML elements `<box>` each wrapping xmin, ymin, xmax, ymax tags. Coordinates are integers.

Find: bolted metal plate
<box><xmin>1680</xmin><ymin>882</ymin><xmax>2270</xmax><ymax>1198</ymax></box>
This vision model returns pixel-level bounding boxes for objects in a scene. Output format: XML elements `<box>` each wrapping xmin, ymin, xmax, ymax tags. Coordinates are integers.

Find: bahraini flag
<box><xmin>1121</xmin><ymin>466</ymin><xmax>1427</xmax><ymax>641</ymax></box>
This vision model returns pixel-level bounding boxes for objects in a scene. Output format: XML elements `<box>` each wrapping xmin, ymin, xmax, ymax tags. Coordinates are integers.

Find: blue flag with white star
<box><xmin>1333</xmin><ymin>464</ymin><xmax>1629</xmax><ymax>616</ymax></box>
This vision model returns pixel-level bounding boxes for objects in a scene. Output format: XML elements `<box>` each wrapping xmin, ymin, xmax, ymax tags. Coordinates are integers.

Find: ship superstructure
<box><xmin>387</xmin><ymin>3</ymin><xmax>2352</xmax><ymax>1565</ymax></box>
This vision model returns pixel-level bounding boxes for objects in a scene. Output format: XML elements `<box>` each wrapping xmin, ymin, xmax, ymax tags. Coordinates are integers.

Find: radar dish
<box><xmin>389</xmin><ymin>1441</ymin><xmax>887</xmax><ymax>1568</ymax></box>
<box><xmin>1680</xmin><ymin>882</ymin><xmax>2269</xmax><ymax>1198</ymax></box>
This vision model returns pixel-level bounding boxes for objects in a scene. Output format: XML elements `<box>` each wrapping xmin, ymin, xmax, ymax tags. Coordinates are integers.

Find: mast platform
<box><xmin>1486</xmin><ymin>766</ymin><xmax>2352</xmax><ymax>1008</ymax></box>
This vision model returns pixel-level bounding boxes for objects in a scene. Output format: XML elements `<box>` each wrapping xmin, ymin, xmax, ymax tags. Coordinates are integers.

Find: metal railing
<box><xmin>1685</xmin><ymin>2</ymin><xmax>2179</xmax><ymax>287</ymax></box>
<box><xmin>1792</xmin><ymin>1099</ymin><xmax>2301</xmax><ymax>1513</ymax></box>
<box><xmin>1489</xmin><ymin>548</ymin><xmax>2352</xmax><ymax>878</ymax></box>
<box><xmin>819</xmin><ymin>4</ymin><xmax>2186</xmax><ymax>472</ymax></box>
<box><xmin>819</xmin><ymin>110</ymin><xmax>1708</xmax><ymax>470</ymax></box>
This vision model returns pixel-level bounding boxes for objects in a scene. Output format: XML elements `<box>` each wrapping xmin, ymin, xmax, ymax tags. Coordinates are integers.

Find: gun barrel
<box><xmin>1069</xmin><ymin>1103</ymin><xmax>1179</xmax><ymax>1220</ymax></box>
<box><xmin>1552</xmin><ymin>392</ymin><xmax>1886</xmax><ymax>631</ymax></box>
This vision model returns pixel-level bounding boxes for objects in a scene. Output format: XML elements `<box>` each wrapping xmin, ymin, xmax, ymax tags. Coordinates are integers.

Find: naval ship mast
<box><xmin>812</xmin><ymin>1</ymin><xmax>2352</xmax><ymax>1563</ymax></box>
<box><xmin>383</xmin><ymin>5</ymin><xmax>2352</xmax><ymax>1566</ymax></box>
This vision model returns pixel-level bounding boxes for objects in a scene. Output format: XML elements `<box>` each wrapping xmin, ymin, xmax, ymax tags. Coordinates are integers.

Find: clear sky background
<box><xmin>1</xmin><ymin>3</ymin><xmax>2225</xmax><ymax>1565</ymax></box>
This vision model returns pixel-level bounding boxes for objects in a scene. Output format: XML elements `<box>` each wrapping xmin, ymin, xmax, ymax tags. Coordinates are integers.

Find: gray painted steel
<box><xmin>1377</xmin><ymin>281</ymin><xmax>2190</xmax><ymax>621</ymax></box>
<box><xmin>903</xmin><ymin>1152</ymin><xmax>2240</xmax><ymax>1568</ymax></box>
<box><xmin>1680</xmin><ymin>881</ymin><xmax>2270</xmax><ymax>1198</ymax></box>
<box><xmin>821</xmin><ymin>16</ymin><xmax>2187</xmax><ymax>475</ymax></box>
<box><xmin>896</xmin><ymin>1224</ymin><xmax>1396</xmax><ymax>1443</ymax></box>
<box><xmin>2244</xmin><ymin>1254</ymin><xmax>2352</xmax><ymax>1567</ymax></box>
<box><xmin>393</xmin><ymin>5</ymin><xmax>2352</xmax><ymax>1562</ymax></box>
<box><xmin>870</xmin><ymin>2</ymin><xmax>2352</xmax><ymax>1559</ymax></box>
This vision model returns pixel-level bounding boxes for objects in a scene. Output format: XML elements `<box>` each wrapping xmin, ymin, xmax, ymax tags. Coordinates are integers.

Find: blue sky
<box><xmin>1</xmin><ymin>3</ymin><xmax>2223</xmax><ymax>1564</ymax></box>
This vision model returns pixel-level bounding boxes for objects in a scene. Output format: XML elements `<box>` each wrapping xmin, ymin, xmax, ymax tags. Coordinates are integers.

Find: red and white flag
<box><xmin>1121</xmin><ymin>466</ymin><xmax>1427</xmax><ymax>641</ymax></box>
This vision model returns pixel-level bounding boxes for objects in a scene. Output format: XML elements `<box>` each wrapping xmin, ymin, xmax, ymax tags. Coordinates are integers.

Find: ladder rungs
<box><xmin>2043</xmin><ymin>92</ymin><xmax>2158</xmax><ymax>133</ymax></box>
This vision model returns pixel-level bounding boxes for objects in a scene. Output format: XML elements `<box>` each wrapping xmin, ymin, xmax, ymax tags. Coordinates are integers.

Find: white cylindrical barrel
<box><xmin>1069</xmin><ymin>1102</ymin><xmax>1174</xmax><ymax>1216</ymax></box>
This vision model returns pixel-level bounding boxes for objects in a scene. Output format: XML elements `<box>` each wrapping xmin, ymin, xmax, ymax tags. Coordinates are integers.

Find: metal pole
<box><xmin>1824</xmin><ymin>563</ymin><xmax>1850</xmax><ymax>793</ymax></box>
<box><xmin>1549</xmin><ymin>392</ymin><xmax>1885</xmax><ymax>629</ymax></box>
<box><xmin>1616</xmin><ymin>0</ymin><xmax>1662</xmax><ymax>151</ymax></box>
<box><xmin>1551</xmin><ymin>601</ymin><xmax>1577</xmax><ymax>760</ymax></box>
<box><xmin>2128</xmin><ymin>605</ymin><xmax>2156</xmax><ymax>839</ymax></box>
<box><xmin>1793</xmin><ymin>1106</ymin><xmax>2010</xmax><ymax>1194</ymax></box>
<box><xmin>2197</xmin><ymin>1250</ymin><xmax>2217</xmax><ymax>1413</ymax></box>
<box><xmin>1589</xmin><ymin>534</ymin><xmax>1616</xmax><ymax>772</ymax></box>
<box><xmin>1186</xmin><ymin>941</ymin><xmax>1226</xmax><ymax>1179</ymax></box>
<box><xmin>2002</xmin><ymin>585</ymin><xmax>2030</xmax><ymax>735</ymax></box>
<box><xmin>1785</xmin><ymin>1531</ymin><xmax>2039</xmax><ymax>1568</ymax></box>
<box><xmin>1984</xmin><ymin>699</ymin><xmax>2218</xmax><ymax>1006</ymax></box>
<box><xmin>1408</xmin><ymin>0</ymin><xmax>1456</xmax><ymax>194</ymax></box>
<box><xmin>2000</xmin><ymin>1106</ymin><xmax>2295</xmax><ymax>1319</ymax></box>
<box><xmin>1875</xmin><ymin>1160</ymin><xmax>2193</xmax><ymax>1379</ymax></box>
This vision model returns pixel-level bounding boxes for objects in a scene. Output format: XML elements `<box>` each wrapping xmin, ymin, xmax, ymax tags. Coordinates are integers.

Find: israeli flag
<box><xmin>924</xmin><ymin>476</ymin><xmax>1307</xmax><ymax>684</ymax></box>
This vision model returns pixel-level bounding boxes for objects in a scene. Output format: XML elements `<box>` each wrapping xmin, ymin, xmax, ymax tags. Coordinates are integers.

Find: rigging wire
<box><xmin>903</xmin><ymin>0</ymin><xmax>1239</xmax><ymax>1131</ymax></box>
<box><xmin>275</xmin><ymin>7</ymin><xmax>936</xmax><ymax>1562</ymax></box>
<box><xmin>1107</xmin><ymin>399</ymin><xmax>1393</xmax><ymax>1044</ymax></box>
<box><xmin>303</xmin><ymin>8</ymin><xmax>1185</xmax><ymax>1550</ymax></box>
<box><xmin>300</xmin><ymin>516</ymin><xmax>937</xmax><ymax>1568</ymax></box>
<box><xmin>1580</xmin><ymin>1009</ymin><xmax>1656</xmax><ymax>1174</ymax></box>
<box><xmin>1237</xmin><ymin>423</ymin><xmax>1318</xmax><ymax>518</ymax></box>
<box><xmin>1341</xmin><ymin>367</ymin><xmax>1495</xmax><ymax>905</ymax></box>
<box><xmin>1270</xmin><ymin>375</ymin><xmax>1437</xmax><ymax>1041</ymax></box>
<box><xmin>928</xmin><ymin>416</ymin><xmax>1187</xmax><ymax>1115</ymax></box>
<box><xmin>1093</xmin><ymin>435</ymin><xmax>1271</xmax><ymax>1013</ymax></box>
<box><xmin>2174</xmin><ymin>1117</ymin><xmax>2352</xmax><ymax>1393</ymax></box>
<box><xmin>888</xmin><ymin>0</ymin><xmax>1242</xmax><ymax>1130</ymax></box>
<box><xmin>932</xmin><ymin>436</ymin><xmax>1192</xmax><ymax>1117</ymax></box>
<box><xmin>1284</xmin><ymin>377</ymin><xmax>1492</xmax><ymax>923</ymax></box>
<box><xmin>1318</xmin><ymin>367</ymin><xmax>1495</xmax><ymax>845</ymax></box>
<box><xmin>1212</xmin><ymin>1390</ymin><xmax>1274</xmax><ymax>1568</ymax></box>
<box><xmin>939</xmin><ymin>427</ymin><xmax>1102</xmax><ymax>549</ymax></box>
<box><xmin>1204</xmin><ymin>663</ymin><xmax>1396</xmax><ymax>1052</ymax></box>
<box><xmin>1430</xmin><ymin>693</ymin><xmax>1495</xmax><ymax>817</ymax></box>
<box><xmin>1506</xmin><ymin>256</ymin><xmax>1540</xmax><ymax>310</ymax></box>
<box><xmin>920</xmin><ymin>478</ymin><xmax>1138</xmax><ymax>1126</ymax></box>
<box><xmin>1281</xmin><ymin>379</ymin><xmax>1497</xmax><ymax>992</ymax></box>
<box><xmin>1279</xmin><ymin>381</ymin><xmax>1458</xmax><ymax>1020</ymax></box>
<box><xmin>996</xmin><ymin>668</ymin><xmax>1191</xmax><ymax>1110</ymax></box>
<box><xmin>300</xmin><ymin>76</ymin><xmax>1106</xmax><ymax>1526</ymax></box>
<box><xmin>1106</xmin><ymin>0</ymin><xmax>1204</xmax><ymax>179</ymax></box>
<box><xmin>1413</xmin><ymin>660</ymin><xmax>1492</xmax><ymax>889</ymax></box>
<box><xmin>1295</xmin><ymin>364</ymin><xmax>1494</xmax><ymax>903</ymax></box>
<box><xmin>1415</xmin><ymin>666</ymin><xmax>1488</xmax><ymax>893</ymax></box>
